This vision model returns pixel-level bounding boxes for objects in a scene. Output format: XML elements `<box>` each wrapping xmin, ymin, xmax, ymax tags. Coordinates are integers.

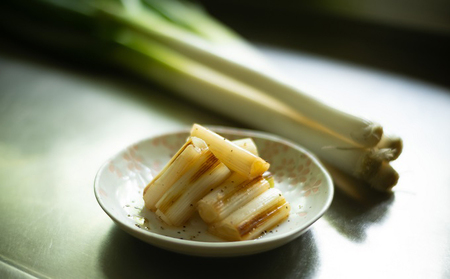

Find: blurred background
<box><xmin>1</xmin><ymin>0</ymin><xmax>449</xmax><ymax>86</ymax></box>
<box><xmin>198</xmin><ymin>0</ymin><xmax>450</xmax><ymax>86</ymax></box>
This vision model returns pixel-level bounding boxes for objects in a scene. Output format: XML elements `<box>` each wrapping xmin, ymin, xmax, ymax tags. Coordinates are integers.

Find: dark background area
<box><xmin>1</xmin><ymin>0</ymin><xmax>449</xmax><ymax>87</ymax></box>
<box><xmin>198</xmin><ymin>0</ymin><xmax>450</xmax><ymax>87</ymax></box>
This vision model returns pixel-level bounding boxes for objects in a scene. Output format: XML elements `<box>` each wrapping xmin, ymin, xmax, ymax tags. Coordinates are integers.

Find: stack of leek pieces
<box><xmin>143</xmin><ymin>124</ymin><xmax>290</xmax><ymax>241</ymax></box>
<box><xmin>1</xmin><ymin>0</ymin><xmax>402</xmax><ymax>191</ymax></box>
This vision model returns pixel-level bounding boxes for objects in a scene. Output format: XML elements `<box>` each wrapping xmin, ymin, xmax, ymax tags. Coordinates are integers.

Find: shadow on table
<box><xmin>0</xmin><ymin>37</ymin><xmax>246</xmax><ymax>133</ymax></box>
<box><xmin>323</xmin><ymin>164</ymin><xmax>395</xmax><ymax>242</ymax></box>
<box><xmin>100</xmin><ymin>227</ymin><xmax>319</xmax><ymax>279</ymax></box>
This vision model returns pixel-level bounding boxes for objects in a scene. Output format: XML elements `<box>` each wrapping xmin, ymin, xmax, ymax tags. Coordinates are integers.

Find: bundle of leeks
<box><xmin>0</xmin><ymin>0</ymin><xmax>402</xmax><ymax>191</ymax></box>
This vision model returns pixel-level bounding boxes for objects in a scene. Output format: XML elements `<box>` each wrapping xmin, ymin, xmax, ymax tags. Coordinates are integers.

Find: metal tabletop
<box><xmin>1</xmin><ymin>16</ymin><xmax>450</xmax><ymax>279</ymax></box>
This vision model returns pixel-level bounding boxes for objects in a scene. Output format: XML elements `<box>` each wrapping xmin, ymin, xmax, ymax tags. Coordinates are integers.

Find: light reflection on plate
<box><xmin>94</xmin><ymin>126</ymin><xmax>333</xmax><ymax>257</ymax></box>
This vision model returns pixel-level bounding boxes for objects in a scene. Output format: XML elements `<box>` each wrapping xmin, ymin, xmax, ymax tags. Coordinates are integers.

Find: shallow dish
<box><xmin>94</xmin><ymin>126</ymin><xmax>333</xmax><ymax>257</ymax></box>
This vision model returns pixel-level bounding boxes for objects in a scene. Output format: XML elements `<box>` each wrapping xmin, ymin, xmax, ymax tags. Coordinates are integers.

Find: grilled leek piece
<box><xmin>143</xmin><ymin>136</ymin><xmax>207</xmax><ymax>211</ymax></box>
<box><xmin>208</xmin><ymin>188</ymin><xmax>290</xmax><ymax>241</ymax></box>
<box><xmin>155</xmin><ymin>150</ymin><xmax>231</xmax><ymax>226</ymax></box>
<box><xmin>197</xmin><ymin>172</ymin><xmax>273</xmax><ymax>224</ymax></box>
<box><xmin>231</xmin><ymin>138</ymin><xmax>258</xmax><ymax>156</ymax></box>
<box><xmin>190</xmin><ymin>124</ymin><xmax>269</xmax><ymax>179</ymax></box>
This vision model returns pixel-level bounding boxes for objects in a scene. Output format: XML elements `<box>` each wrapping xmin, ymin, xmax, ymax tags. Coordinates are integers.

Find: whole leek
<box><xmin>0</xmin><ymin>0</ymin><xmax>402</xmax><ymax>191</ymax></box>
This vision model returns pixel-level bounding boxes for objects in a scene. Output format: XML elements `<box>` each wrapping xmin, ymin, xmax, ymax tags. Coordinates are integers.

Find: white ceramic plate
<box><xmin>94</xmin><ymin>126</ymin><xmax>333</xmax><ymax>257</ymax></box>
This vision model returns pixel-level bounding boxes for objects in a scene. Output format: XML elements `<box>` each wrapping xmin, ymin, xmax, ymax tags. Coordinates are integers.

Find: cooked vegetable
<box><xmin>155</xmin><ymin>149</ymin><xmax>231</xmax><ymax>226</ymax></box>
<box><xmin>208</xmin><ymin>188</ymin><xmax>290</xmax><ymax>241</ymax></box>
<box><xmin>197</xmin><ymin>172</ymin><xmax>273</xmax><ymax>224</ymax></box>
<box><xmin>144</xmin><ymin>136</ymin><xmax>258</xmax><ymax>211</ymax></box>
<box><xmin>143</xmin><ymin>137</ymin><xmax>207</xmax><ymax>211</ymax></box>
<box><xmin>144</xmin><ymin>125</ymin><xmax>273</xmax><ymax>228</ymax></box>
<box><xmin>142</xmin><ymin>124</ymin><xmax>290</xmax><ymax>240</ymax></box>
<box><xmin>190</xmin><ymin>124</ymin><xmax>270</xmax><ymax>179</ymax></box>
<box><xmin>1</xmin><ymin>0</ymin><xmax>402</xmax><ymax>190</ymax></box>
<box><xmin>230</xmin><ymin>138</ymin><xmax>259</xmax><ymax>157</ymax></box>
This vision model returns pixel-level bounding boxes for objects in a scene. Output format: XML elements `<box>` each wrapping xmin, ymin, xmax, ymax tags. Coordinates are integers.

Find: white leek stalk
<box><xmin>198</xmin><ymin>173</ymin><xmax>272</xmax><ymax>224</ymax></box>
<box><xmin>99</xmin><ymin>0</ymin><xmax>381</xmax><ymax>147</ymax></box>
<box><xmin>190</xmin><ymin>124</ymin><xmax>270</xmax><ymax>179</ymax></box>
<box><xmin>3</xmin><ymin>0</ymin><xmax>402</xmax><ymax>191</ymax></box>
<box><xmin>114</xmin><ymin>30</ymin><xmax>398</xmax><ymax>190</ymax></box>
<box><xmin>208</xmin><ymin>188</ymin><xmax>290</xmax><ymax>241</ymax></box>
<box><xmin>155</xmin><ymin>150</ymin><xmax>231</xmax><ymax>226</ymax></box>
<box><xmin>111</xmin><ymin>2</ymin><xmax>399</xmax><ymax>189</ymax></box>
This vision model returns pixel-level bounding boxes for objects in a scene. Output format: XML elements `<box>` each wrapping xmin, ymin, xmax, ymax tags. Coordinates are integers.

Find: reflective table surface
<box><xmin>1</xmin><ymin>28</ymin><xmax>450</xmax><ymax>278</ymax></box>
